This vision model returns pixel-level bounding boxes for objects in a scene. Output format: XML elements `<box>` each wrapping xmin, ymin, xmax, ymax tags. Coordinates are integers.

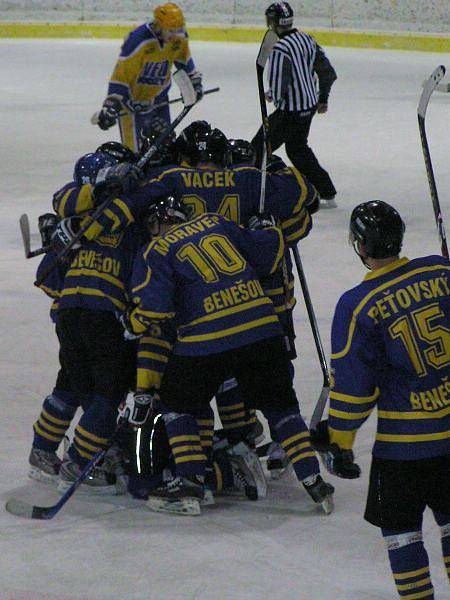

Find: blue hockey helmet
<box><xmin>73</xmin><ymin>152</ymin><xmax>119</xmax><ymax>186</ymax></box>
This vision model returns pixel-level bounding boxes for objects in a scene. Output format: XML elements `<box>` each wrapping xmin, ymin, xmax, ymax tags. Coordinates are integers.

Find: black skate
<box><xmin>227</xmin><ymin>441</ymin><xmax>265</xmax><ymax>500</ymax></box>
<box><xmin>28</xmin><ymin>448</ymin><xmax>62</xmax><ymax>484</ymax></box>
<box><xmin>58</xmin><ymin>459</ymin><xmax>118</xmax><ymax>495</ymax></box>
<box><xmin>146</xmin><ymin>476</ymin><xmax>204</xmax><ymax>516</ymax></box>
<box><xmin>302</xmin><ymin>474</ymin><xmax>335</xmax><ymax>515</ymax></box>
<box><xmin>266</xmin><ymin>442</ymin><xmax>290</xmax><ymax>480</ymax></box>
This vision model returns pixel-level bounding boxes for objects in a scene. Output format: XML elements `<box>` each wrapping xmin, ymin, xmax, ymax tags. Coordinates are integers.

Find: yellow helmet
<box><xmin>153</xmin><ymin>3</ymin><xmax>185</xmax><ymax>30</ymax></box>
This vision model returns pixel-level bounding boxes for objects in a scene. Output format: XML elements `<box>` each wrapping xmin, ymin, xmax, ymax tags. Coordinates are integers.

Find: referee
<box><xmin>252</xmin><ymin>2</ymin><xmax>338</xmax><ymax>206</ymax></box>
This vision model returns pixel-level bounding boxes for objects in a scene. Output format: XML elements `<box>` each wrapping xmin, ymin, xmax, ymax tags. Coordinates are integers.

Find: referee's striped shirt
<box><xmin>268</xmin><ymin>30</ymin><xmax>319</xmax><ymax>111</ymax></box>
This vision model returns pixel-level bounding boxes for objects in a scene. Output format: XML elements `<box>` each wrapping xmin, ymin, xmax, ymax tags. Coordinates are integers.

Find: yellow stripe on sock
<box><xmin>33</xmin><ymin>422</ymin><xmax>61</xmax><ymax>443</ymax></box>
<box><xmin>281</xmin><ymin>432</ymin><xmax>310</xmax><ymax>448</ymax></box>
<box><xmin>394</xmin><ymin>567</ymin><xmax>431</xmax><ymax>580</ymax></box>
<box><xmin>175</xmin><ymin>454</ymin><xmax>206</xmax><ymax>464</ymax></box>
<box><xmin>396</xmin><ymin>577</ymin><xmax>431</xmax><ymax>592</ymax></box>
<box><xmin>291</xmin><ymin>451</ymin><xmax>316</xmax><ymax>464</ymax></box>
<box><xmin>42</xmin><ymin>408</ymin><xmax>71</xmax><ymax>426</ymax></box>
<box><xmin>76</xmin><ymin>425</ymin><xmax>108</xmax><ymax>445</ymax></box>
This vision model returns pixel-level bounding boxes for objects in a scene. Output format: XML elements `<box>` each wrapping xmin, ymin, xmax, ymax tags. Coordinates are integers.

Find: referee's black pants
<box><xmin>252</xmin><ymin>108</ymin><xmax>336</xmax><ymax>199</ymax></box>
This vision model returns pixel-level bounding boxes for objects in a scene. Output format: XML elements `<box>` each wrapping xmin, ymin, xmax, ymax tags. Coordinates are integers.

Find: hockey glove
<box><xmin>119</xmin><ymin>391</ymin><xmax>155</xmax><ymax>427</ymax></box>
<box><xmin>248</xmin><ymin>213</ymin><xmax>276</xmax><ymax>231</ymax></box>
<box><xmin>190</xmin><ymin>71</ymin><xmax>204</xmax><ymax>101</ymax></box>
<box><xmin>310</xmin><ymin>420</ymin><xmax>361</xmax><ymax>479</ymax></box>
<box><xmin>118</xmin><ymin>308</ymin><xmax>142</xmax><ymax>341</ymax></box>
<box><xmin>38</xmin><ymin>213</ymin><xmax>59</xmax><ymax>247</ymax></box>
<box><xmin>51</xmin><ymin>216</ymin><xmax>83</xmax><ymax>253</ymax></box>
<box><xmin>97</xmin><ymin>96</ymin><xmax>122</xmax><ymax>130</ymax></box>
<box><xmin>102</xmin><ymin>162</ymin><xmax>145</xmax><ymax>194</ymax></box>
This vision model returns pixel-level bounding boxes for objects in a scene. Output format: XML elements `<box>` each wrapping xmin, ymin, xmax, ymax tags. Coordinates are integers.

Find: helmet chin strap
<box><xmin>352</xmin><ymin>241</ymin><xmax>371</xmax><ymax>270</ymax></box>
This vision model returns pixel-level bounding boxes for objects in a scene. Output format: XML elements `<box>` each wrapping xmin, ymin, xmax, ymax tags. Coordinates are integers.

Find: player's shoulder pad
<box><xmin>120</xmin><ymin>23</ymin><xmax>157</xmax><ymax>57</ymax></box>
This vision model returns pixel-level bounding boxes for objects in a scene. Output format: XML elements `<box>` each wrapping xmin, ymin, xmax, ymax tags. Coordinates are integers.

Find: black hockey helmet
<box><xmin>73</xmin><ymin>151</ymin><xmax>119</xmax><ymax>186</ymax></box>
<box><xmin>184</xmin><ymin>127</ymin><xmax>228</xmax><ymax>166</ymax></box>
<box><xmin>139</xmin><ymin>116</ymin><xmax>177</xmax><ymax>168</ymax></box>
<box><xmin>265</xmin><ymin>2</ymin><xmax>294</xmax><ymax>31</ymax></box>
<box><xmin>349</xmin><ymin>201</ymin><xmax>405</xmax><ymax>259</ymax></box>
<box><xmin>175</xmin><ymin>120</ymin><xmax>212</xmax><ymax>163</ymax></box>
<box><xmin>95</xmin><ymin>141</ymin><xmax>138</xmax><ymax>164</ymax></box>
<box><xmin>227</xmin><ymin>139</ymin><xmax>256</xmax><ymax>166</ymax></box>
<box><xmin>145</xmin><ymin>195</ymin><xmax>188</xmax><ymax>233</ymax></box>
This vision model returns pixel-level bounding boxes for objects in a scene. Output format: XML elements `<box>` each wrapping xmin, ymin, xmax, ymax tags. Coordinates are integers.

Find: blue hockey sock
<box><xmin>32</xmin><ymin>390</ymin><xmax>78</xmax><ymax>452</ymax></box>
<box><xmin>433</xmin><ymin>511</ymin><xmax>450</xmax><ymax>584</ymax></box>
<box><xmin>264</xmin><ymin>408</ymin><xmax>319</xmax><ymax>481</ymax></box>
<box><xmin>69</xmin><ymin>394</ymin><xmax>117</xmax><ymax>467</ymax></box>
<box><xmin>382</xmin><ymin>529</ymin><xmax>434</xmax><ymax>598</ymax></box>
<box><xmin>163</xmin><ymin>412</ymin><xmax>206</xmax><ymax>480</ymax></box>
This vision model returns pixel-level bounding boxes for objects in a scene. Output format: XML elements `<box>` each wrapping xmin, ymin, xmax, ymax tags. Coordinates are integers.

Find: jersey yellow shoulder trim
<box><xmin>363</xmin><ymin>257</ymin><xmax>409</xmax><ymax>281</ymax></box>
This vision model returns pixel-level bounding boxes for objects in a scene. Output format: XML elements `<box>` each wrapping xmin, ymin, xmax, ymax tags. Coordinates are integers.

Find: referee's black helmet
<box><xmin>265</xmin><ymin>2</ymin><xmax>294</xmax><ymax>30</ymax></box>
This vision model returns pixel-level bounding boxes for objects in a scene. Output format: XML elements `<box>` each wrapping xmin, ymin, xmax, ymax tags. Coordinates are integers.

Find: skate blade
<box><xmin>28</xmin><ymin>466</ymin><xmax>59</xmax><ymax>485</ymax></box>
<box><xmin>319</xmin><ymin>496</ymin><xmax>334</xmax><ymax>515</ymax></box>
<box><xmin>146</xmin><ymin>497</ymin><xmax>201</xmax><ymax>516</ymax></box>
<box><xmin>57</xmin><ymin>480</ymin><xmax>119</xmax><ymax>496</ymax></box>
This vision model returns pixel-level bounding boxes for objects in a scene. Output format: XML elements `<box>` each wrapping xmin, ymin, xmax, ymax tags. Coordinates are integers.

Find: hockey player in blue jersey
<box><xmin>121</xmin><ymin>195</ymin><xmax>334</xmax><ymax>515</ymax></box>
<box><xmin>96</xmin><ymin>2</ymin><xmax>202</xmax><ymax>152</ymax></box>
<box><xmin>313</xmin><ymin>201</ymin><xmax>450</xmax><ymax>598</ymax></box>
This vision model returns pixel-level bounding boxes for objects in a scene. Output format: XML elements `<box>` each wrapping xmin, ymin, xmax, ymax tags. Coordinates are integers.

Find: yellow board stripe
<box><xmin>0</xmin><ymin>24</ymin><xmax>449</xmax><ymax>53</ymax></box>
<box><xmin>331</xmin><ymin>263</ymin><xmax>450</xmax><ymax>359</ymax></box>
<box><xmin>179</xmin><ymin>315</ymin><xmax>280</xmax><ymax>343</ymax></box>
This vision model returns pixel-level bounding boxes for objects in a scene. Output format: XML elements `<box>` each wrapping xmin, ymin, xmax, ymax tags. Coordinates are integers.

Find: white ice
<box><xmin>0</xmin><ymin>39</ymin><xmax>449</xmax><ymax>599</ymax></box>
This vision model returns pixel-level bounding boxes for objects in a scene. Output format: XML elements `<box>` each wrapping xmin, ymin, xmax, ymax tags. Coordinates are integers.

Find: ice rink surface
<box><xmin>0</xmin><ymin>39</ymin><xmax>449</xmax><ymax>599</ymax></box>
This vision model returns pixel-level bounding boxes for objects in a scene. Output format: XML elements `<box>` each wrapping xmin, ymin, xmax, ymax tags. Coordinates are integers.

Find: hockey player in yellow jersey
<box><xmin>97</xmin><ymin>2</ymin><xmax>203</xmax><ymax>152</ymax></box>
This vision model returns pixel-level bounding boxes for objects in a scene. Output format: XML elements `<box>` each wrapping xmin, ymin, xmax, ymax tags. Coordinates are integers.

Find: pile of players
<box><xmin>28</xmin><ymin>116</ymin><xmax>335</xmax><ymax>516</ymax></box>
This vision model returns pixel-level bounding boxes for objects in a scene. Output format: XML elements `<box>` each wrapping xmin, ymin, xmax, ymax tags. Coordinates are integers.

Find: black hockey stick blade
<box><xmin>19</xmin><ymin>213</ymin><xmax>32</xmax><ymax>258</ymax></box>
<box><xmin>256</xmin><ymin>29</ymin><xmax>279</xmax><ymax>68</ymax></box>
<box><xmin>418</xmin><ymin>65</ymin><xmax>446</xmax><ymax>119</ymax></box>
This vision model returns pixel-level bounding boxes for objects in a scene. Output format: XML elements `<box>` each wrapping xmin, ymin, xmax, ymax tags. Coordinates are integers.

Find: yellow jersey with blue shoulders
<box><xmin>129</xmin><ymin>213</ymin><xmax>285</xmax><ymax>356</ymax></box>
<box><xmin>108</xmin><ymin>22</ymin><xmax>196</xmax><ymax>107</ymax></box>
<box><xmin>329</xmin><ymin>255</ymin><xmax>450</xmax><ymax>460</ymax></box>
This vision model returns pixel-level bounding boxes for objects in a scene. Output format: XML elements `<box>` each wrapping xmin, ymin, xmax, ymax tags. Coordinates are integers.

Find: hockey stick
<box><xmin>5</xmin><ymin>424</ymin><xmax>127</xmax><ymax>520</ymax></box>
<box><xmin>34</xmin><ymin>79</ymin><xmax>197</xmax><ymax>287</ymax></box>
<box><xmin>91</xmin><ymin>86</ymin><xmax>220</xmax><ymax>125</ymax></box>
<box><xmin>19</xmin><ymin>214</ymin><xmax>51</xmax><ymax>258</ymax></box>
<box><xmin>290</xmin><ymin>248</ymin><xmax>330</xmax><ymax>429</ymax></box>
<box><xmin>418</xmin><ymin>65</ymin><xmax>448</xmax><ymax>259</ymax></box>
